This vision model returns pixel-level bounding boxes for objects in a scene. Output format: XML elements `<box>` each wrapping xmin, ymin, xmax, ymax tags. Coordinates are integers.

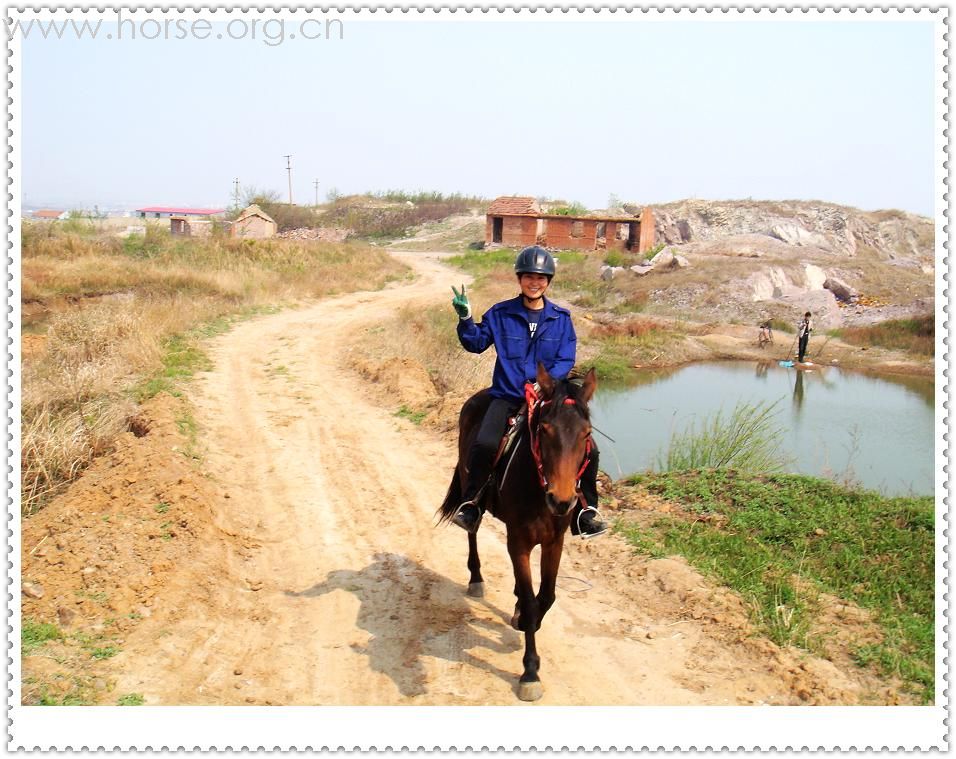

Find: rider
<box><xmin>449</xmin><ymin>245</ymin><xmax>607</xmax><ymax>538</ymax></box>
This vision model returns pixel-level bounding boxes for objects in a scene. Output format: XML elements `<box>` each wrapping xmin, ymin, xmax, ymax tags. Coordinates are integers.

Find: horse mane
<box><xmin>542</xmin><ymin>378</ymin><xmax>592</xmax><ymax>421</ymax></box>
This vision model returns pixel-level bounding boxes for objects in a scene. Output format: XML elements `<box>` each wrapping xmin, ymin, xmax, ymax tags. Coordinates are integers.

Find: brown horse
<box><xmin>438</xmin><ymin>363</ymin><xmax>597</xmax><ymax>701</ymax></box>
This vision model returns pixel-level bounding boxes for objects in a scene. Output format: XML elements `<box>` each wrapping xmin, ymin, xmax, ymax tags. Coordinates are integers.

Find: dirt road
<box><xmin>108</xmin><ymin>251</ymin><xmax>869</xmax><ymax>706</ymax></box>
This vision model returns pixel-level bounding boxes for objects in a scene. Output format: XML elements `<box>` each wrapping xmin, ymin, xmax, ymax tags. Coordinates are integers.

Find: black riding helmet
<box><xmin>514</xmin><ymin>245</ymin><xmax>556</xmax><ymax>279</ymax></box>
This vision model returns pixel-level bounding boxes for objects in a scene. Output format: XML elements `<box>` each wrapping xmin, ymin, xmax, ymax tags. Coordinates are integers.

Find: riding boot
<box><xmin>452</xmin><ymin>443</ymin><xmax>495</xmax><ymax>534</ymax></box>
<box><xmin>572</xmin><ymin>448</ymin><xmax>607</xmax><ymax>538</ymax></box>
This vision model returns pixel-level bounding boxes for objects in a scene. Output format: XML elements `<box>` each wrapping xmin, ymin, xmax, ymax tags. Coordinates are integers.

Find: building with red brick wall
<box><xmin>485</xmin><ymin>196</ymin><xmax>656</xmax><ymax>253</ymax></box>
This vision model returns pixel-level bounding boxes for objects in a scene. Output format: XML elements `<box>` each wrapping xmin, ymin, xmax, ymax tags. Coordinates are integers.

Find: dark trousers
<box><xmin>798</xmin><ymin>334</ymin><xmax>809</xmax><ymax>362</ymax></box>
<box><xmin>463</xmin><ymin>397</ymin><xmax>601</xmax><ymax>508</ymax></box>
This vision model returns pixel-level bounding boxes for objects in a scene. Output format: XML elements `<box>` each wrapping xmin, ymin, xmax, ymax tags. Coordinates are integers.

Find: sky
<box><xmin>19</xmin><ymin>13</ymin><xmax>940</xmax><ymax>216</ymax></box>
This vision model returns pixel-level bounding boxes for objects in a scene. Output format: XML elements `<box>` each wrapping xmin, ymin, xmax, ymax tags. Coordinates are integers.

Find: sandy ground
<box><xmin>22</xmin><ymin>249</ymin><xmax>911</xmax><ymax>712</ymax></box>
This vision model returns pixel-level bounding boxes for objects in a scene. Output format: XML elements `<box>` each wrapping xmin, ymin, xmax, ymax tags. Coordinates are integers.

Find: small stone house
<box><xmin>231</xmin><ymin>204</ymin><xmax>277</xmax><ymax>239</ymax></box>
<box><xmin>485</xmin><ymin>196</ymin><xmax>657</xmax><ymax>254</ymax></box>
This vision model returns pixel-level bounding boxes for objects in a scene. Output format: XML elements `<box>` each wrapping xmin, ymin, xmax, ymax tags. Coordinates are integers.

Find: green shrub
<box><xmin>549</xmin><ymin>202</ymin><xmax>589</xmax><ymax>216</ymax></box>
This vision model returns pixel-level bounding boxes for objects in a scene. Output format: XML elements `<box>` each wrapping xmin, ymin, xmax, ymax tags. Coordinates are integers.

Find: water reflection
<box><xmin>792</xmin><ymin>370</ymin><xmax>805</xmax><ymax>415</ymax></box>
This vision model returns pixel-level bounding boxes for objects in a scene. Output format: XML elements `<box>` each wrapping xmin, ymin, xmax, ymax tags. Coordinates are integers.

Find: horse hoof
<box><xmin>467</xmin><ymin>582</ymin><xmax>484</xmax><ymax>598</ymax></box>
<box><xmin>518</xmin><ymin>681</ymin><xmax>543</xmax><ymax>702</ymax></box>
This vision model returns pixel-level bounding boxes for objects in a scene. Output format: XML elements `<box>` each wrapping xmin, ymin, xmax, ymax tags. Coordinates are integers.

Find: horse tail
<box><xmin>437</xmin><ymin>466</ymin><xmax>463</xmax><ymax>525</ymax></box>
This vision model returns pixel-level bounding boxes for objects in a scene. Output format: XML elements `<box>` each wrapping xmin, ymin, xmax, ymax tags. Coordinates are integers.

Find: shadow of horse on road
<box><xmin>286</xmin><ymin>552</ymin><xmax>521</xmax><ymax>700</ymax></box>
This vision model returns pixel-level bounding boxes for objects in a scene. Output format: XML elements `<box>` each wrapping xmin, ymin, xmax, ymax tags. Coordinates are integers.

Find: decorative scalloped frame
<box><xmin>4</xmin><ymin>5</ymin><xmax>948</xmax><ymax>750</ymax></box>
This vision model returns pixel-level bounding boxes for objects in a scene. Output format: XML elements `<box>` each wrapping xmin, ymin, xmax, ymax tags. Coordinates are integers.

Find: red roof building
<box><xmin>137</xmin><ymin>207</ymin><xmax>225</xmax><ymax>219</ymax></box>
<box><xmin>31</xmin><ymin>209</ymin><xmax>68</xmax><ymax>220</ymax></box>
<box><xmin>487</xmin><ymin>196</ymin><xmax>541</xmax><ymax>216</ymax></box>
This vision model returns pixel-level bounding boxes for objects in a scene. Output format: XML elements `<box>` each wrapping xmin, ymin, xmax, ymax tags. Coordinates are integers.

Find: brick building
<box><xmin>485</xmin><ymin>196</ymin><xmax>656</xmax><ymax>254</ymax></box>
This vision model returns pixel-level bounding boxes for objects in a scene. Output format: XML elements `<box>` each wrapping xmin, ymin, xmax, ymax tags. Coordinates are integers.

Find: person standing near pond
<box><xmin>449</xmin><ymin>245</ymin><xmax>607</xmax><ymax>538</ymax></box>
<box><xmin>798</xmin><ymin>311</ymin><xmax>813</xmax><ymax>363</ymax></box>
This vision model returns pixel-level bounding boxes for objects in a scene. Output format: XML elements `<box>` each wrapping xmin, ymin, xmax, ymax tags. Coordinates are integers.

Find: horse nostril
<box><xmin>545</xmin><ymin>492</ymin><xmax>577</xmax><ymax>515</ymax></box>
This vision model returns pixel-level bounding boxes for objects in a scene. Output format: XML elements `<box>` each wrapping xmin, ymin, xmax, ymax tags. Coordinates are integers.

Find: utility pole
<box><xmin>283</xmin><ymin>155</ymin><xmax>293</xmax><ymax>205</ymax></box>
<box><xmin>233</xmin><ymin>177</ymin><xmax>240</xmax><ymax>210</ymax></box>
<box><xmin>314</xmin><ymin>179</ymin><xmax>320</xmax><ymax>207</ymax></box>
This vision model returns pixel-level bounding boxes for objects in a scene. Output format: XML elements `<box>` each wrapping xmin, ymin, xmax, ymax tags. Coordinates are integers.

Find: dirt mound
<box><xmin>21</xmin><ymin>392</ymin><xmax>228</xmax><ymax>704</ymax></box>
<box><xmin>352</xmin><ymin>356</ymin><xmax>437</xmax><ymax>410</ymax></box>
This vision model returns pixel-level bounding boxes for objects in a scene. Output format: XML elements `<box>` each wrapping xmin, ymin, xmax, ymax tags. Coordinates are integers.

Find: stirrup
<box><xmin>575</xmin><ymin>506</ymin><xmax>608</xmax><ymax>539</ymax></box>
<box><xmin>452</xmin><ymin>500</ymin><xmax>483</xmax><ymax>534</ymax></box>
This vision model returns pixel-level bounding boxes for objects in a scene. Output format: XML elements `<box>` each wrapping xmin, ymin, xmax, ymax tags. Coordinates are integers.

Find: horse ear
<box><xmin>580</xmin><ymin>367</ymin><xmax>598</xmax><ymax>404</ymax></box>
<box><xmin>536</xmin><ymin>362</ymin><xmax>554</xmax><ymax>397</ymax></box>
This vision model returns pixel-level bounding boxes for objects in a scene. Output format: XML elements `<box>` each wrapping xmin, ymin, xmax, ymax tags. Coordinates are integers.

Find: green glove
<box><xmin>451</xmin><ymin>284</ymin><xmax>471</xmax><ymax>319</ymax></box>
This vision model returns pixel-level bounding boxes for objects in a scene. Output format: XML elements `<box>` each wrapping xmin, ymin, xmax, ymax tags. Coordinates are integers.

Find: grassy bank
<box><xmin>617</xmin><ymin>470</ymin><xmax>934</xmax><ymax>702</ymax></box>
<box><xmin>831</xmin><ymin>315</ymin><xmax>934</xmax><ymax>356</ymax></box>
<box><xmin>21</xmin><ymin>225</ymin><xmax>409</xmax><ymax>515</ymax></box>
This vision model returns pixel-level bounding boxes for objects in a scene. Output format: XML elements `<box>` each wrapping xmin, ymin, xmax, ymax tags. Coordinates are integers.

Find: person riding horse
<box><xmin>449</xmin><ymin>245</ymin><xmax>607</xmax><ymax>538</ymax></box>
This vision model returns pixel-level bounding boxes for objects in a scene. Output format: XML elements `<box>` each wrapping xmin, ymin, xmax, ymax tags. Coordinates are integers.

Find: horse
<box><xmin>438</xmin><ymin>363</ymin><xmax>597</xmax><ymax>701</ymax></box>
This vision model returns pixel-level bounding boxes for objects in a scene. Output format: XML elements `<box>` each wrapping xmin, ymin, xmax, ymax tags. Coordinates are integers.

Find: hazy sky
<box><xmin>20</xmin><ymin>14</ymin><xmax>939</xmax><ymax>215</ymax></box>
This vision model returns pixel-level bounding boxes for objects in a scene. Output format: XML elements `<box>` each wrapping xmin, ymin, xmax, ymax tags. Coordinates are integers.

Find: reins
<box><xmin>524</xmin><ymin>381</ymin><xmax>592</xmax><ymax>490</ymax></box>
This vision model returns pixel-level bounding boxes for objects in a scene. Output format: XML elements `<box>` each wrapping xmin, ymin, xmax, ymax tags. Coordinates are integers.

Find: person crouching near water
<box><xmin>449</xmin><ymin>245</ymin><xmax>607</xmax><ymax>538</ymax></box>
<box><xmin>798</xmin><ymin>311</ymin><xmax>813</xmax><ymax>363</ymax></box>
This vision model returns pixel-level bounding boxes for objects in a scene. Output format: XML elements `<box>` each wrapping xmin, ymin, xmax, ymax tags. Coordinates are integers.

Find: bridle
<box><xmin>524</xmin><ymin>382</ymin><xmax>593</xmax><ymax>490</ymax></box>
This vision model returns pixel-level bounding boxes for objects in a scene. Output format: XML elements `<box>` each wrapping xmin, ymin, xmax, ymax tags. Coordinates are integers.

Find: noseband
<box><xmin>524</xmin><ymin>382</ymin><xmax>592</xmax><ymax>490</ymax></box>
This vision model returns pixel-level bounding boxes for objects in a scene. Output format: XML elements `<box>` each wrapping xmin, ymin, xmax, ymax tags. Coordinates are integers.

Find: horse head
<box><xmin>533</xmin><ymin>363</ymin><xmax>597</xmax><ymax>517</ymax></box>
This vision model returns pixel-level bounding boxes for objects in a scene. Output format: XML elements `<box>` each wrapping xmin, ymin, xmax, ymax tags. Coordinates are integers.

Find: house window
<box><xmin>596</xmin><ymin>222</ymin><xmax>606</xmax><ymax>238</ymax></box>
<box><xmin>617</xmin><ymin>223</ymin><xmax>630</xmax><ymax>241</ymax></box>
<box><xmin>570</xmin><ymin>221</ymin><xmax>584</xmax><ymax>238</ymax></box>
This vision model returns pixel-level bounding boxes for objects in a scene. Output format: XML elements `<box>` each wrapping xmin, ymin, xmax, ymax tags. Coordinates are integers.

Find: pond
<box><xmin>590</xmin><ymin>361</ymin><xmax>935</xmax><ymax>497</ymax></box>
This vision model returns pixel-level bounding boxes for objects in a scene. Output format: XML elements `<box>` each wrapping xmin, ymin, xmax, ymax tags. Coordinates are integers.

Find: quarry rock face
<box><xmin>648</xmin><ymin>199</ymin><xmax>932</xmax><ymax>266</ymax></box>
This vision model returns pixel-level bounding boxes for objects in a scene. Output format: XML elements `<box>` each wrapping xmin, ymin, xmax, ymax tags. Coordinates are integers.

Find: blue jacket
<box><xmin>457</xmin><ymin>296</ymin><xmax>577</xmax><ymax>401</ymax></box>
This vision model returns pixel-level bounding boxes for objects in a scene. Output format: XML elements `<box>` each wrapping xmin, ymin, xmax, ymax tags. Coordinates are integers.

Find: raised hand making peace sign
<box><xmin>451</xmin><ymin>284</ymin><xmax>471</xmax><ymax>319</ymax></box>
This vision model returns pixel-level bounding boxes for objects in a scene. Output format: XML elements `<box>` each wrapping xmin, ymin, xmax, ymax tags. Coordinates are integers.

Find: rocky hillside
<box><xmin>644</xmin><ymin>198</ymin><xmax>934</xmax><ymax>267</ymax></box>
<box><xmin>612</xmin><ymin>199</ymin><xmax>935</xmax><ymax>329</ymax></box>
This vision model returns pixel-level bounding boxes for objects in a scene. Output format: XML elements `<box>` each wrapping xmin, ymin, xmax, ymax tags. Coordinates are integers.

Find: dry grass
<box><xmin>590</xmin><ymin>318</ymin><xmax>671</xmax><ymax>340</ymax></box>
<box><xmin>833</xmin><ymin>315</ymin><xmax>934</xmax><ymax>356</ymax></box>
<box><xmin>357</xmin><ymin>303</ymin><xmax>494</xmax><ymax>398</ymax></box>
<box><xmin>21</xmin><ymin>227</ymin><xmax>409</xmax><ymax>514</ymax></box>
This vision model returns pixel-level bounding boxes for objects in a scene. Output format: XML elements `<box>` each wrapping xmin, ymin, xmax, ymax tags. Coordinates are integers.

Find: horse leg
<box><xmin>535</xmin><ymin>532</ymin><xmax>566</xmax><ymax>630</ymax></box>
<box><xmin>508</xmin><ymin>544</ymin><xmax>543</xmax><ymax>701</ymax></box>
<box><xmin>466</xmin><ymin>532</ymin><xmax>484</xmax><ymax>597</ymax></box>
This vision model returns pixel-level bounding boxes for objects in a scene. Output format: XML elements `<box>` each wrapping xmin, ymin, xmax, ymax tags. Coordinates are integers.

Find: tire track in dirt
<box><xmin>111</xmin><ymin>251</ymin><xmax>867</xmax><ymax>706</ymax></box>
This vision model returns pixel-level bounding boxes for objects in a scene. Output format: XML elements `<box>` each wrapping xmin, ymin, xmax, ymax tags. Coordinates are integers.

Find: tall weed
<box><xmin>658</xmin><ymin>400</ymin><xmax>789</xmax><ymax>473</ymax></box>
